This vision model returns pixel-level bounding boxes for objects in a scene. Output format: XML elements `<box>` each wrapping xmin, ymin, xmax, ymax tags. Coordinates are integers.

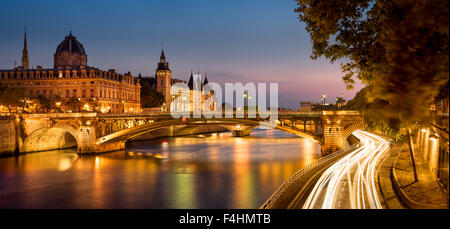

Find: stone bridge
<box><xmin>15</xmin><ymin>110</ymin><xmax>364</xmax><ymax>155</ymax></box>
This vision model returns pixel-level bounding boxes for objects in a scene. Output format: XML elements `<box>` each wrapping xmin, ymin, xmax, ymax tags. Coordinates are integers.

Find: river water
<box><xmin>0</xmin><ymin>129</ymin><xmax>321</xmax><ymax>209</ymax></box>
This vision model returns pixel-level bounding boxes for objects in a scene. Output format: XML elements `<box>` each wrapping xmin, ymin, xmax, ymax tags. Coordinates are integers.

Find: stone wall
<box><xmin>322</xmin><ymin>124</ymin><xmax>345</xmax><ymax>154</ymax></box>
<box><xmin>23</xmin><ymin>127</ymin><xmax>77</xmax><ymax>153</ymax></box>
<box><xmin>0</xmin><ymin>117</ymin><xmax>17</xmax><ymax>157</ymax></box>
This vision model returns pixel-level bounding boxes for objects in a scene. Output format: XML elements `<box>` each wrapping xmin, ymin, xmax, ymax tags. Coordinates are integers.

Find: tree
<box><xmin>295</xmin><ymin>0</ymin><xmax>448</xmax><ymax>126</ymax></box>
<box><xmin>0</xmin><ymin>87</ymin><xmax>28</xmax><ymax>107</ymax></box>
<box><xmin>296</xmin><ymin>0</ymin><xmax>448</xmax><ymax>182</ymax></box>
<box><xmin>140</xmin><ymin>81</ymin><xmax>165</xmax><ymax>108</ymax></box>
<box><xmin>64</xmin><ymin>97</ymin><xmax>83</xmax><ymax>112</ymax></box>
<box><xmin>345</xmin><ymin>86</ymin><xmax>402</xmax><ymax>140</ymax></box>
<box><xmin>34</xmin><ymin>95</ymin><xmax>53</xmax><ymax>113</ymax></box>
<box><xmin>85</xmin><ymin>98</ymin><xmax>100</xmax><ymax>112</ymax></box>
<box><xmin>53</xmin><ymin>95</ymin><xmax>64</xmax><ymax>112</ymax></box>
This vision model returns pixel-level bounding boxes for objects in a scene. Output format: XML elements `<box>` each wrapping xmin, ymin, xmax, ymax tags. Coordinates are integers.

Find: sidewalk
<box><xmin>377</xmin><ymin>143</ymin><xmax>406</xmax><ymax>209</ymax></box>
<box><xmin>391</xmin><ymin>143</ymin><xmax>448</xmax><ymax>209</ymax></box>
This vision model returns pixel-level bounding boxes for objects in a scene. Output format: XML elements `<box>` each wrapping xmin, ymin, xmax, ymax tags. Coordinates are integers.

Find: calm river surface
<box><xmin>0</xmin><ymin>129</ymin><xmax>321</xmax><ymax>209</ymax></box>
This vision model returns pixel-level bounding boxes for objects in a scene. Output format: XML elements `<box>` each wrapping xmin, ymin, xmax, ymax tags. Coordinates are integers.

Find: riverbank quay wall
<box><xmin>0</xmin><ymin>116</ymin><xmax>19</xmax><ymax>157</ymax></box>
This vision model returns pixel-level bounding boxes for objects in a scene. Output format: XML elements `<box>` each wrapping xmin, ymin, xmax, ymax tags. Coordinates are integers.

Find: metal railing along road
<box><xmin>260</xmin><ymin>144</ymin><xmax>359</xmax><ymax>209</ymax></box>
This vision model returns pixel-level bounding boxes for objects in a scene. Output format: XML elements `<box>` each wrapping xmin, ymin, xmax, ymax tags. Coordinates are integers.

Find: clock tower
<box><xmin>155</xmin><ymin>49</ymin><xmax>172</xmax><ymax>112</ymax></box>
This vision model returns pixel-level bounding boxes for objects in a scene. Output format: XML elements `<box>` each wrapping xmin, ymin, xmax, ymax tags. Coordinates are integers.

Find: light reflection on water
<box><xmin>0</xmin><ymin>129</ymin><xmax>321</xmax><ymax>209</ymax></box>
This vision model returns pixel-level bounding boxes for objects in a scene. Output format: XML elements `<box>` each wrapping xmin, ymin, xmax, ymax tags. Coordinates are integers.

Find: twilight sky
<box><xmin>0</xmin><ymin>0</ymin><xmax>363</xmax><ymax>109</ymax></box>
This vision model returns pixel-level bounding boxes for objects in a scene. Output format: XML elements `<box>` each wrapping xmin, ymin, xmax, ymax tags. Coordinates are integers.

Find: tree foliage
<box><xmin>34</xmin><ymin>95</ymin><xmax>53</xmax><ymax>112</ymax></box>
<box><xmin>64</xmin><ymin>97</ymin><xmax>83</xmax><ymax>112</ymax></box>
<box><xmin>0</xmin><ymin>87</ymin><xmax>28</xmax><ymax>107</ymax></box>
<box><xmin>296</xmin><ymin>0</ymin><xmax>449</xmax><ymax>130</ymax></box>
<box><xmin>345</xmin><ymin>86</ymin><xmax>402</xmax><ymax>140</ymax></box>
<box><xmin>84</xmin><ymin>98</ymin><xmax>100</xmax><ymax>112</ymax></box>
<box><xmin>140</xmin><ymin>81</ymin><xmax>165</xmax><ymax>108</ymax></box>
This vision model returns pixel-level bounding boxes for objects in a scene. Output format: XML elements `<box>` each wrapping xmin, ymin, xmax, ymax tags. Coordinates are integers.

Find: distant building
<box><xmin>155</xmin><ymin>49</ymin><xmax>172</xmax><ymax>112</ymax></box>
<box><xmin>300</xmin><ymin>101</ymin><xmax>312</xmax><ymax>112</ymax></box>
<box><xmin>321</xmin><ymin>93</ymin><xmax>327</xmax><ymax>106</ymax></box>
<box><xmin>142</xmin><ymin>50</ymin><xmax>214</xmax><ymax>113</ymax></box>
<box><xmin>0</xmin><ymin>31</ymin><xmax>141</xmax><ymax>113</ymax></box>
<box><xmin>336</xmin><ymin>93</ymin><xmax>346</xmax><ymax>109</ymax></box>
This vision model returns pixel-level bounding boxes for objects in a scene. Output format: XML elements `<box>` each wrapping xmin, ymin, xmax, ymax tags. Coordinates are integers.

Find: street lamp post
<box><xmin>21</xmin><ymin>99</ymin><xmax>25</xmax><ymax>113</ymax></box>
<box><xmin>55</xmin><ymin>102</ymin><xmax>62</xmax><ymax>113</ymax></box>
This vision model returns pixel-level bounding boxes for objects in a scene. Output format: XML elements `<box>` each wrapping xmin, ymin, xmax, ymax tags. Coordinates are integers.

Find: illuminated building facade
<box><xmin>147</xmin><ymin>50</ymin><xmax>214</xmax><ymax>113</ymax></box>
<box><xmin>0</xmin><ymin>32</ymin><xmax>141</xmax><ymax>113</ymax></box>
<box><xmin>300</xmin><ymin>101</ymin><xmax>312</xmax><ymax>112</ymax></box>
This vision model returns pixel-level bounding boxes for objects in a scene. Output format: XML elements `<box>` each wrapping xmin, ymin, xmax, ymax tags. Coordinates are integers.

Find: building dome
<box><xmin>56</xmin><ymin>33</ymin><xmax>86</xmax><ymax>55</ymax></box>
<box><xmin>54</xmin><ymin>31</ymin><xmax>87</xmax><ymax>68</ymax></box>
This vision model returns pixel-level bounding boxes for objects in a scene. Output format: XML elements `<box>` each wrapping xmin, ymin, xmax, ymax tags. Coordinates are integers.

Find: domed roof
<box><xmin>55</xmin><ymin>31</ymin><xmax>86</xmax><ymax>55</ymax></box>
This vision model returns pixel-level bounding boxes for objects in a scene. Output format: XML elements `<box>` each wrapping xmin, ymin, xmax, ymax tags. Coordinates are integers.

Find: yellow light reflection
<box><xmin>172</xmin><ymin>173</ymin><xmax>197</xmax><ymax>208</ymax></box>
<box><xmin>231</xmin><ymin>139</ymin><xmax>253</xmax><ymax>208</ymax></box>
<box><xmin>302</xmin><ymin>139</ymin><xmax>317</xmax><ymax>166</ymax></box>
<box><xmin>58</xmin><ymin>158</ymin><xmax>72</xmax><ymax>171</ymax></box>
<box><xmin>94</xmin><ymin>156</ymin><xmax>105</xmax><ymax>169</ymax></box>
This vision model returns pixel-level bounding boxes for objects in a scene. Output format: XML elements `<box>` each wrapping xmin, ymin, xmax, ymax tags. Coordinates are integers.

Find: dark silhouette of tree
<box><xmin>295</xmin><ymin>0</ymin><xmax>448</xmax><ymax>126</ymax></box>
<box><xmin>34</xmin><ymin>95</ymin><xmax>52</xmax><ymax>113</ymax></box>
<box><xmin>345</xmin><ymin>86</ymin><xmax>402</xmax><ymax>140</ymax></box>
<box><xmin>64</xmin><ymin>97</ymin><xmax>83</xmax><ymax>112</ymax></box>
<box><xmin>296</xmin><ymin>0</ymin><xmax>448</xmax><ymax>181</ymax></box>
<box><xmin>140</xmin><ymin>81</ymin><xmax>164</xmax><ymax>108</ymax></box>
<box><xmin>0</xmin><ymin>87</ymin><xmax>28</xmax><ymax>107</ymax></box>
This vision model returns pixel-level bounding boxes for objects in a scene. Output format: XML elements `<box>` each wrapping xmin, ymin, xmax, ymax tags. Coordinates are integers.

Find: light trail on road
<box><xmin>302</xmin><ymin>130</ymin><xmax>390</xmax><ymax>209</ymax></box>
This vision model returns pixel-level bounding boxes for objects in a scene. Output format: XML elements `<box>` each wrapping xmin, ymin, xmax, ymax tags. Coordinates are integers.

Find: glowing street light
<box><xmin>429</xmin><ymin>135</ymin><xmax>439</xmax><ymax>142</ymax></box>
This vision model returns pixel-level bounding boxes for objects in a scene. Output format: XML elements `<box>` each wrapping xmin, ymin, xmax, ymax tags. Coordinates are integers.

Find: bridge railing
<box><xmin>278</xmin><ymin>111</ymin><xmax>322</xmax><ymax>117</ymax></box>
<box><xmin>260</xmin><ymin>143</ymin><xmax>359</xmax><ymax>209</ymax></box>
<box><xmin>97</xmin><ymin>111</ymin><xmax>323</xmax><ymax>118</ymax></box>
<box><xmin>98</xmin><ymin>112</ymin><xmax>172</xmax><ymax>118</ymax></box>
<box><xmin>0</xmin><ymin>112</ymin><xmax>12</xmax><ymax>117</ymax></box>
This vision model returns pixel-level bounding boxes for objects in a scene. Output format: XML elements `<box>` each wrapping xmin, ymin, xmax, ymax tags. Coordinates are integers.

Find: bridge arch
<box><xmin>23</xmin><ymin>127</ymin><xmax>78</xmax><ymax>153</ymax></box>
<box><xmin>96</xmin><ymin>118</ymin><xmax>320</xmax><ymax>147</ymax></box>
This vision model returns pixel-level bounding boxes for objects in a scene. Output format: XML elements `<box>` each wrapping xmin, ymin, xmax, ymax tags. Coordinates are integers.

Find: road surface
<box><xmin>302</xmin><ymin>130</ymin><xmax>390</xmax><ymax>209</ymax></box>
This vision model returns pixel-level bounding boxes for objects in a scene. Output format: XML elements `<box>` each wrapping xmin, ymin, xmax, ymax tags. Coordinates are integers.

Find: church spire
<box><xmin>160</xmin><ymin>48</ymin><xmax>166</xmax><ymax>63</ymax></box>
<box><xmin>22</xmin><ymin>27</ymin><xmax>29</xmax><ymax>69</ymax></box>
<box><xmin>188</xmin><ymin>69</ymin><xmax>194</xmax><ymax>90</ymax></box>
<box><xmin>156</xmin><ymin>47</ymin><xmax>170</xmax><ymax>71</ymax></box>
<box><xmin>203</xmin><ymin>71</ymin><xmax>209</xmax><ymax>85</ymax></box>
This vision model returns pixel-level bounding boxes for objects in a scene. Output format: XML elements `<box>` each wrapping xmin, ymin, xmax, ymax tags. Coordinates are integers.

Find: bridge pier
<box><xmin>78</xmin><ymin>140</ymin><xmax>126</xmax><ymax>155</ymax></box>
<box><xmin>321</xmin><ymin>111</ymin><xmax>365</xmax><ymax>155</ymax></box>
<box><xmin>322</xmin><ymin>124</ymin><xmax>345</xmax><ymax>155</ymax></box>
<box><xmin>227</xmin><ymin>125</ymin><xmax>254</xmax><ymax>137</ymax></box>
<box><xmin>232</xmin><ymin>130</ymin><xmax>248</xmax><ymax>137</ymax></box>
